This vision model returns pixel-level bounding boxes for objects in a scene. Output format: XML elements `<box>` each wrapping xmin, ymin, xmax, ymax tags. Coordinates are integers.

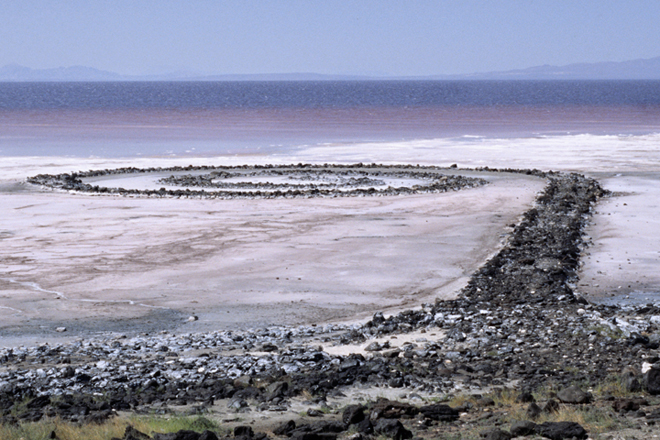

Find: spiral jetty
<box><xmin>26</xmin><ymin>163</ymin><xmax>487</xmax><ymax>198</ymax></box>
<box><xmin>9</xmin><ymin>165</ymin><xmax>660</xmax><ymax>439</ymax></box>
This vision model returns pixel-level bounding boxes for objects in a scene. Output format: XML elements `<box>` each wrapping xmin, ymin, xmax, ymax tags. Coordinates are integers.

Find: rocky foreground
<box><xmin>5</xmin><ymin>168</ymin><xmax>660</xmax><ymax>439</ymax></box>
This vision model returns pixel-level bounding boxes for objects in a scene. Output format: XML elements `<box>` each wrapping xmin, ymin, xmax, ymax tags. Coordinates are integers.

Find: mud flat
<box><xmin>1</xmin><ymin>164</ymin><xmax>544</xmax><ymax>345</ymax></box>
<box><xmin>294</xmin><ymin>135</ymin><xmax>660</xmax><ymax>308</ymax></box>
<box><xmin>577</xmin><ymin>171</ymin><xmax>660</xmax><ymax>304</ymax></box>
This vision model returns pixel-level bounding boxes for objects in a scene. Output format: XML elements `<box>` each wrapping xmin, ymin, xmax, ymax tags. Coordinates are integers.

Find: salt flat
<box><xmin>1</xmin><ymin>133</ymin><xmax>659</xmax><ymax>346</ymax></box>
<box><xmin>0</xmin><ymin>166</ymin><xmax>543</xmax><ymax>346</ymax></box>
<box><xmin>578</xmin><ymin>171</ymin><xmax>660</xmax><ymax>303</ymax></box>
<box><xmin>295</xmin><ymin>134</ymin><xmax>660</xmax><ymax>308</ymax></box>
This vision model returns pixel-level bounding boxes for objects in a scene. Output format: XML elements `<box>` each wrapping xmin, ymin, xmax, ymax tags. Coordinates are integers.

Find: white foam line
<box><xmin>137</xmin><ymin>303</ymin><xmax>171</xmax><ymax>310</ymax></box>
<box><xmin>0</xmin><ymin>306</ymin><xmax>22</xmax><ymax>313</ymax></box>
<box><xmin>2</xmin><ymin>279</ymin><xmax>168</xmax><ymax>310</ymax></box>
<box><xmin>76</xmin><ymin>298</ymin><xmax>170</xmax><ymax>310</ymax></box>
<box><xmin>4</xmin><ymin>278</ymin><xmax>68</xmax><ymax>299</ymax></box>
<box><xmin>77</xmin><ymin>298</ymin><xmax>136</xmax><ymax>305</ymax></box>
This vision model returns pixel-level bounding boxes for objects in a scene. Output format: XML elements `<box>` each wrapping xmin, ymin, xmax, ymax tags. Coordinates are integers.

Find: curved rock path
<box><xmin>27</xmin><ymin>163</ymin><xmax>487</xmax><ymax>198</ymax></box>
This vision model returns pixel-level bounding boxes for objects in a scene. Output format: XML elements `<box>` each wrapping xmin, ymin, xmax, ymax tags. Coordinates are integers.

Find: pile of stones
<box><xmin>158</xmin><ymin>170</ymin><xmax>389</xmax><ymax>190</ymax></box>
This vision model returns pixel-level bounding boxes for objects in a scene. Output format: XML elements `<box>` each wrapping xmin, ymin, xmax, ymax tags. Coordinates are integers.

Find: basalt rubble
<box><xmin>26</xmin><ymin>164</ymin><xmax>488</xmax><ymax>199</ymax></box>
<box><xmin>7</xmin><ymin>168</ymin><xmax>660</xmax><ymax>438</ymax></box>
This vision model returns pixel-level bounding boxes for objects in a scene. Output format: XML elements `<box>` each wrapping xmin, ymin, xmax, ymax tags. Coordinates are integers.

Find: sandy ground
<box><xmin>295</xmin><ymin>135</ymin><xmax>660</xmax><ymax>306</ymax></box>
<box><xmin>0</xmin><ymin>168</ymin><xmax>543</xmax><ymax>346</ymax></box>
<box><xmin>1</xmin><ymin>133</ymin><xmax>659</xmax><ymax>347</ymax></box>
<box><xmin>578</xmin><ymin>171</ymin><xmax>660</xmax><ymax>303</ymax></box>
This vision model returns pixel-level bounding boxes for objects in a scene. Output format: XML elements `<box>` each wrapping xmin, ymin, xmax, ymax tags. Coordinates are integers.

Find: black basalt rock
<box><xmin>234</xmin><ymin>426</ymin><xmax>254</xmax><ymax>438</ymax></box>
<box><xmin>644</xmin><ymin>365</ymin><xmax>660</xmax><ymax>395</ymax></box>
<box><xmin>418</xmin><ymin>403</ymin><xmax>459</xmax><ymax>422</ymax></box>
<box><xmin>536</xmin><ymin>421</ymin><xmax>588</xmax><ymax>440</ymax></box>
<box><xmin>526</xmin><ymin>402</ymin><xmax>542</xmax><ymax>420</ymax></box>
<box><xmin>373</xmin><ymin>419</ymin><xmax>412</xmax><ymax>440</ymax></box>
<box><xmin>556</xmin><ymin>385</ymin><xmax>592</xmax><ymax>404</ymax></box>
<box><xmin>509</xmin><ymin>420</ymin><xmax>537</xmax><ymax>437</ymax></box>
<box><xmin>480</xmin><ymin>428</ymin><xmax>511</xmax><ymax>440</ymax></box>
<box><xmin>273</xmin><ymin>420</ymin><xmax>296</xmax><ymax>436</ymax></box>
<box><xmin>342</xmin><ymin>404</ymin><xmax>366</xmax><ymax>425</ymax></box>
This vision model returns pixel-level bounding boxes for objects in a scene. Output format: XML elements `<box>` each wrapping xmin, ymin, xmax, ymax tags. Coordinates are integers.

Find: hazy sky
<box><xmin>1</xmin><ymin>1</ymin><xmax>659</xmax><ymax>76</ymax></box>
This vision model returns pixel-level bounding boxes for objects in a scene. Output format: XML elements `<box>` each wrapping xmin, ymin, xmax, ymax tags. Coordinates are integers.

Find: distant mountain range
<box><xmin>0</xmin><ymin>64</ymin><xmax>372</xmax><ymax>82</ymax></box>
<box><xmin>2</xmin><ymin>56</ymin><xmax>660</xmax><ymax>81</ymax></box>
<box><xmin>430</xmin><ymin>56</ymin><xmax>660</xmax><ymax>80</ymax></box>
<box><xmin>0</xmin><ymin>64</ymin><xmax>124</xmax><ymax>81</ymax></box>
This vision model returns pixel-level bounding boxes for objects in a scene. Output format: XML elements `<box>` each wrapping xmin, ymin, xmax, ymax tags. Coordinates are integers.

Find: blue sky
<box><xmin>1</xmin><ymin>0</ymin><xmax>659</xmax><ymax>76</ymax></box>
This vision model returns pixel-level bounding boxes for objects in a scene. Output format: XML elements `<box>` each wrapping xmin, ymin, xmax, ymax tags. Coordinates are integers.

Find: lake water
<box><xmin>1</xmin><ymin>81</ymin><xmax>659</xmax><ymax>158</ymax></box>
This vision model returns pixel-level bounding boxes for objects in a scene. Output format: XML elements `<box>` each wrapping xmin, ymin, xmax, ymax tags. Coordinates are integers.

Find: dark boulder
<box><xmin>373</xmin><ymin>419</ymin><xmax>412</xmax><ymax>440</ymax></box>
<box><xmin>112</xmin><ymin>426</ymin><xmax>152</xmax><ymax>440</ymax></box>
<box><xmin>153</xmin><ymin>430</ymin><xmax>200</xmax><ymax>440</ymax></box>
<box><xmin>556</xmin><ymin>386</ymin><xmax>592</xmax><ymax>404</ymax></box>
<box><xmin>543</xmin><ymin>399</ymin><xmax>560</xmax><ymax>414</ymax></box>
<box><xmin>480</xmin><ymin>428</ymin><xmax>511</xmax><ymax>440</ymax></box>
<box><xmin>342</xmin><ymin>404</ymin><xmax>366</xmax><ymax>425</ymax></box>
<box><xmin>265</xmin><ymin>381</ymin><xmax>288</xmax><ymax>401</ymax></box>
<box><xmin>234</xmin><ymin>426</ymin><xmax>254</xmax><ymax>438</ymax></box>
<box><xmin>353</xmin><ymin>419</ymin><xmax>373</xmax><ymax>435</ymax></box>
<box><xmin>537</xmin><ymin>421</ymin><xmax>587</xmax><ymax>440</ymax></box>
<box><xmin>370</xmin><ymin>399</ymin><xmax>418</xmax><ymax>419</ymax></box>
<box><xmin>644</xmin><ymin>365</ymin><xmax>660</xmax><ymax>395</ymax></box>
<box><xmin>290</xmin><ymin>434</ymin><xmax>336</xmax><ymax>440</ymax></box>
<box><xmin>273</xmin><ymin>420</ymin><xmax>296</xmax><ymax>436</ymax></box>
<box><xmin>418</xmin><ymin>404</ymin><xmax>459</xmax><ymax>422</ymax></box>
<box><xmin>621</xmin><ymin>373</ymin><xmax>642</xmax><ymax>393</ymax></box>
<box><xmin>612</xmin><ymin>398</ymin><xmax>647</xmax><ymax>412</ymax></box>
<box><xmin>198</xmin><ymin>432</ymin><xmax>219</xmax><ymax>440</ymax></box>
<box><xmin>509</xmin><ymin>420</ymin><xmax>537</xmax><ymax>437</ymax></box>
<box><xmin>288</xmin><ymin>420</ymin><xmax>345</xmax><ymax>440</ymax></box>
